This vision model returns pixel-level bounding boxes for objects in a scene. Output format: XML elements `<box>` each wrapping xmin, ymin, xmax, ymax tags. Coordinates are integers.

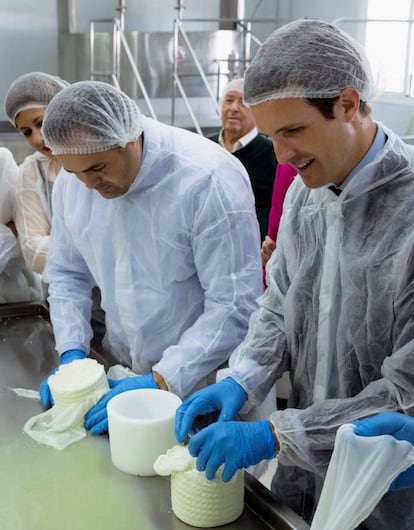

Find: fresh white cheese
<box><xmin>49</xmin><ymin>358</ymin><xmax>108</xmax><ymax>408</ymax></box>
<box><xmin>154</xmin><ymin>445</ymin><xmax>244</xmax><ymax>527</ymax></box>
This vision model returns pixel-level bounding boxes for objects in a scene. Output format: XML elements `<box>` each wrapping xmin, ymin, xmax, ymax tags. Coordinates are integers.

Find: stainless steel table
<box><xmin>0</xmin><ymin>303</ymin><xmax>309</xmax><ymax>530</ymax></box>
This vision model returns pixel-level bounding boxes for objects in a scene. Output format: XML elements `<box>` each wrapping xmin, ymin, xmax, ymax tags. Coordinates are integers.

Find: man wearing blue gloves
<box><xmin>38</xmin><ymin>81</ymin><xmax>263</xmax><ymax>434</ymax></box>
<box><xmin>176</xmin><ymin>19</ymin><xmax>414</xmax><ymax>529</ymax></box>
<box><xmin>354</xmin><ymin>413</ymin><xmax>414</xmax><ymax>491</ymax></box>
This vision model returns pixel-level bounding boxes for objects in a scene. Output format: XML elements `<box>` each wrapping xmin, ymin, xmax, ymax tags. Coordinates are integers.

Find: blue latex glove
<box><xmin>354</xmin><ymin>412</ymin><xmax>414</xmax><ymax>491</ymax></box>
<box><xmin>175</xmin><ymin>377</ymin><xmax>248</xmax><ymax>443</ymax></box>
<box><xmin>189</xmin><ymin>419</ymin><xmax>276</xmax><ymax>482</ymax></box>
<box><xmin>39</xmin><ymin>348</ymin><xmax>86</xmax><ymax>408</ymax></box>
<box><xmin>84</xmin><ymin>373</ymin><xmax>158</xmax><ymax>435</ymax></box>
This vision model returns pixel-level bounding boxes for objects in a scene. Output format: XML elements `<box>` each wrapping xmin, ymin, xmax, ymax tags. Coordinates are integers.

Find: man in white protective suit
<box><xmin>39</xmin><ymin>80</ymin><xmax>263</xmax><ymax>435</ymax></box>
<box><xmin>175</xmin><ymin>19</ymin><xmax>414</xmax><ymax>529</ymax></box>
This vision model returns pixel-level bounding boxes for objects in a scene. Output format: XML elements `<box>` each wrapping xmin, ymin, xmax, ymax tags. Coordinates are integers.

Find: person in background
<box><xmin>4</xmin><ymin>72</ymin><xmax>68</xmax><ymax>274</ymax></box>
<box><xmin>209</xmin><ymin>78</ymin><xmax>277</xmax><ymax>240</ymax></box>
<box><xmin>39</xmin><ymin>80</ymin><xmax>263</xmax><ymax>435</ymax></box>
<box><xmin>354</xmin><ymin>413</ymin><xmax>414</xmax><ymax>491</ymax></box>
<box><xmin>175</xmin><ymin>19</ymin><xmax>414</xmax><ymax>529</ymax></box>
<box><xmin>261</xmin><ymin>163</ymin><xmax>296</xmax><ymax>269</ymax></box>
<box><xmin>4</xmin><ymin>71</ymin><xmax>106</xmax><ymax>345</ymax></box>
<box><xmin>0</xmin><ymin>146</ymin><xmax>41</xmax><ymax>303</ymax></box>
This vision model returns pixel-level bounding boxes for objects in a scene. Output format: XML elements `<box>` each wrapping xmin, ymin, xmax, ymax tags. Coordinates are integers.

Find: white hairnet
<box><xmin>5</xmin><ymin>72</ymin><xmax>69</xmax><ymax>125</ymax></box>
<box><xmin>221</xmin><ymin>78</ymin><xmax>244</xmax><ymax>103</ymax></box>
<box><xmin>42</xmin><ymin>81</ymin><xmax>144</xmax><ymax>155</ymax></box>
<box><xmin>244</xmin><ymin>19</ymin><xmax>376</xmax><ymax>105</ymax></box>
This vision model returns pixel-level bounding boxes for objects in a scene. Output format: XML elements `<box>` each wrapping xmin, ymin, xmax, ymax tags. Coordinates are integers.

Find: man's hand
<box><xmin>175</xmin><ymin>377</ymin><xmax>247</xmax><ymax>443</ymax></box>
<box><xmin>261</xmin><ymin>236</ymin><xmax>276</xmax><ymax>266</ymax></box>
<box><xmin>354</xmin><ymin>412</ymin><xmax>414</xmax><ymax>490</ymax></box>
<box><xmin>84</xmin><ymin>373</ymin><xmax>158</xmax><ymax>435</ymax></box>
<box><xmin>39</xmin><ymin>349</ymin><xmax>87</xmax><ymax>408</ymax></box>
<box><xmin>189</xmin><ymin>420</ymin><xmax>277</xmax><ymax>481</ymax></box>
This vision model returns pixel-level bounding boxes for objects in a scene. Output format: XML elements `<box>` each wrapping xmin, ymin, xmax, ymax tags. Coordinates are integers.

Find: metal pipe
<box><xmin>56</xmin><ymin>0</ymin><xmax>76</xmax><ymax>33</ymax></box>
<box><xmin>219</xmin><ymin>0</ymin><xmax>239</xmax><ymax>30</ymax></box>
<box><xmin>112</xmin><ymin>20</ymin><xmax>121</xmax><ymax>81</ymax></box>
<box><xmin>332</xmin><ymin>17</ymin><xmax>414</xmax><ymax>25</ymax></box>
<box><xmin>239</xmin><ymin>20</ymin><xmax>252</xmax><ymax>73</ymax></box>
<box><xmin>403</xmin><ymin>1</ymin><xmax>414</xmax><ymax>96</ymax></box>
<box><xmin>173</xmin><ymin>73</ymin><xmax>203</xmax><ymax>135</ymax></box>
<box><xmin>89</xmin><ymin>20</ymin><xmax>95</xmax><ymax>80</ymax></box>
<box><xmin>171</xmin><ymin>18</ymin><xmax>179</xmax><ymax>125</ymax></box>
<box><xmin>238</xmin><ymin>20</ymin><xmax>262</xmax><ymax>48</ymax></box>
<box><xmin>170</xmin><ymin>17</ymin><xmax>278</xmax><ymax>23</ymax></box>
<box><xmin>175</xmin><ymin>0</ymin><xmax>185</xmax><ymax>20</ymax></box>
<box><xmin>111</xmin><ymin>74</ymin><xmax>121</xmax><ymax>90</ymax></box>
<box><xmin>176</xmin><ymin>19</ymin><xmax>220</xmax><ymax>115</ymax></box>
<box><xmin>116</xmin><ymin>0</ymin><xmax>127</xmax><ymax>32</ymax></box>
<box><xmin>115</xmin><ymin>20</ymin><xmax>158</xmax><ymax>120</ymax></box>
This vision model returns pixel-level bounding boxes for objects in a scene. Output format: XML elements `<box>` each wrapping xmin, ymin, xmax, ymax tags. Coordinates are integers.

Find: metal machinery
<box><xmin>57</xmin><ymin>0</ymin><xmax>279</xmax><ymax>134</ymax></box>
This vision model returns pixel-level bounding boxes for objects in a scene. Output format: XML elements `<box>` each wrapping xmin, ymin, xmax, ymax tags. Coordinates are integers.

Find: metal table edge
<box><xmin>245</xmin><ymin>472</ymin><xmax>310</xmax><ymax>530</ymax></box>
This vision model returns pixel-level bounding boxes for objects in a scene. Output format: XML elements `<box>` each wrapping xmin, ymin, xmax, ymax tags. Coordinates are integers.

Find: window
<box><xmin>364</xmin><ymin>0</ymin><xmax>414</xmax><ymax>96</ymax></box>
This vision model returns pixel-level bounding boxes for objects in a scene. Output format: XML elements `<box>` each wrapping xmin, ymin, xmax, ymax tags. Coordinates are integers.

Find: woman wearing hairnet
<box><xmin>5</xmin><ymin>72</ymin><xmax>69</xmax><ymax>274</ymax></box>
<box><xmin>175</xmin><ymin>19</ymin><xmax>414</xmax><ymax>529</ymax></box>
<box><xmin>4</xmin><ymin>72</ymin><xmax>106</xmax><ymax>344</ymax></box>
<box><xmin>39</xmin><ymin>80</ymin><xmax>263</xmax><ymax>435</ymax></box>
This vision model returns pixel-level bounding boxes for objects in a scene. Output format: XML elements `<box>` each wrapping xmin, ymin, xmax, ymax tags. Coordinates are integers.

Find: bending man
<box><xmin>40</xmin><ymin>81</ymin><xmax>263</xmax><ymax>435</ymax></box>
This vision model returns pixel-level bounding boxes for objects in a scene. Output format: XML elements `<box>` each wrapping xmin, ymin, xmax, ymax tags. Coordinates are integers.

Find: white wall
<box><xmin>0</xmin><ymin>0</ymin><xmax>58</xmax><ymax>123</ymax></box>
<box><xmin>371</xmin><ymin>97</ymin><xmax>414</xmax><ymax>136</ymax></box>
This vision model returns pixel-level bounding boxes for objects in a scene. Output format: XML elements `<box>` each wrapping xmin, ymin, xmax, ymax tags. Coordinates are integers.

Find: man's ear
<box><xmin>336</xmin><ymin>87</ymin><xmax>360</xmax><ymax>123</ymax></box>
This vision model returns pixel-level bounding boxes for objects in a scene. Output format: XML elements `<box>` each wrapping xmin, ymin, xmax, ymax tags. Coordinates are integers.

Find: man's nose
<box><xmin>273</xmin><ymin>139</ymin><xmax>295</xmax><ymax>165</ymax></box>
<box><xmin>77</xmin><ymin>173</ymin><xmax>100</xmax><ymax>189</ymax></box>
<box><xmin>230</xmin><ymin>99</ymin><xmax>241</xmax><ymax>110</ymax></box>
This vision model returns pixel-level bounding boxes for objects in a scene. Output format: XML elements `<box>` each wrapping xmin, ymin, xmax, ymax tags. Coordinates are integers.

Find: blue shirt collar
<box><xmin>336</xmin><ymin>124</ymin><xmax>386</xmax><ymax>192</ymax></box>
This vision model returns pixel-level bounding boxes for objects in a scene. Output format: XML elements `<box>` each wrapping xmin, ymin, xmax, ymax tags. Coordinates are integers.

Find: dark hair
<box><xmin>305</xmin><ymin>97</ymin><xmax>371</xmax><ymax>120</ymax></box>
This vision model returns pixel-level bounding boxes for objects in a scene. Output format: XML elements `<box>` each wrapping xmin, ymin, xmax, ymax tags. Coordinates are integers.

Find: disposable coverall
<box><xmin>0</xmin><ymin>147</ymin><xmax>41</xmax><ymax>303</ymax></box>
<box><xmin>15</xmin><ymin>151</ymin><xmax>60</xmax><ymax>274</ymax></box>
<box><xmin>45</xmin><ymin>117</ymin><xmax>263</xmax><ymax>398</ymax></box>
<box><xmin>224</xmin><ymin>124</ymin><xmax>414</xmax><ymax>528</ymax></box>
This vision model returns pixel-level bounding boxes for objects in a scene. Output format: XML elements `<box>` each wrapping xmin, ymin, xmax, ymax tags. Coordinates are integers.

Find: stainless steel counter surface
<box><xmin>0</xmin><ymin>304</ymin><xmax>309</xmax><ymax>530</ymax></box>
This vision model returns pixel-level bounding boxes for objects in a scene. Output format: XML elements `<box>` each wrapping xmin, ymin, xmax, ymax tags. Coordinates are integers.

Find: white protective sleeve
<box><xmin>15</xmin><ymin>152</ymin><xmax>61</xmax><ymax>274</ymax></box>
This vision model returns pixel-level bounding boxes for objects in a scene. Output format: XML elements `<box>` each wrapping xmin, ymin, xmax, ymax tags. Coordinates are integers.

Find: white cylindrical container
<box><xmin>107</xmin><ymin>388</ymin><xmax>182</xmax><ymax>476</ymax></box>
